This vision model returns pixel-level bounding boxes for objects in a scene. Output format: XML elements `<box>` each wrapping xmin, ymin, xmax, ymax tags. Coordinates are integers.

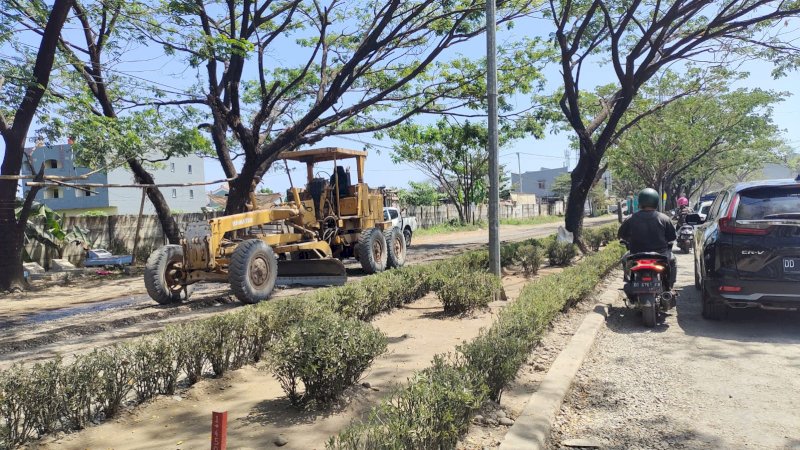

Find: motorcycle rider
<box><xmin>618</xmin><ymin>188</ymin><xmax>677</xmax><ymax>289</ymax></box>
<box><xmin>675</xmin><ymin>194</ymin><xmax>690</xmax><ymax>226</ymax></box>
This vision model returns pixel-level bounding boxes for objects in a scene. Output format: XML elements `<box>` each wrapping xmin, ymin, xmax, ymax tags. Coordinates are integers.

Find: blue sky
<box><xmin>2</xmin><ymin>11</ymin><xmax>798</xmax><ymax>196</ymax></box>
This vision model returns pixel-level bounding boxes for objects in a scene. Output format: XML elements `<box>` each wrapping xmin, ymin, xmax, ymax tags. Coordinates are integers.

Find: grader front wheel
<box><xmin>229</xmin><ymin>239</ymin><xmax>278</xmax><ymax>304</ymax></box>
<box><xmin>144</xmin><ymin>245</ymin><xmax>193</xmax><ymax>305</ymax></box>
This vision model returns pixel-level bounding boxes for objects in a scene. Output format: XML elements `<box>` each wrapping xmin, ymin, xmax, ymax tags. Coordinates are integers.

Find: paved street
<box><xmin>551</xmin><ymin>252</ymin><xmax>800</xmax><ymax>449</ymax></box>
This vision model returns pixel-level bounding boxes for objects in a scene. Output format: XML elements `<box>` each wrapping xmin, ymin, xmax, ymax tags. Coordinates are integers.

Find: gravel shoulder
<box><xmin>550</xmin><ymin>252</ymin><xmax>800</xmax><ymax>450</ymax></box>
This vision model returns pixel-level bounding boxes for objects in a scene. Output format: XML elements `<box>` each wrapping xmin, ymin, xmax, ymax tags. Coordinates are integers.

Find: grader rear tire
<box><xmin>229</xmin><ymin>239</ymin><xmax>278</xmax><ymax>304</ymax></box>
<box><xmin>144</xmin><ymin>245</ymin><xmax>193</xmax><ymax>305</ymax></box>
<box><xmin>357</xmin><ymin>228</ymin><xmax>388</xmax><ymax>274</ymax></box>
<box><xmin>384</xmin><ymin>227</ymin><xmax>406</xmax><ymax>269</ymax></box>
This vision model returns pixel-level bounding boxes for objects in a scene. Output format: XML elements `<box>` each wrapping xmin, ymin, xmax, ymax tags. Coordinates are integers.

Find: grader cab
<box><xmin>143</xmin><ymin>148</ymin><xmax>406</xmax><ymax>305</ymax></box>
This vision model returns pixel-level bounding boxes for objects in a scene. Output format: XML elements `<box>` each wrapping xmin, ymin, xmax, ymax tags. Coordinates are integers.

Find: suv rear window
<box><xmin>737</xmin><ymin>186</ymin><xmax>800</xmax><ymax>220</ymax></box>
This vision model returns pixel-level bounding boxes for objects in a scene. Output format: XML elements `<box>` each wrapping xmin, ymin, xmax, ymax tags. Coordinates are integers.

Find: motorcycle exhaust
<box><xmin>660</xmin><ymin>291</ymin><xmax>676</xmax><ymax>310</ymax></box>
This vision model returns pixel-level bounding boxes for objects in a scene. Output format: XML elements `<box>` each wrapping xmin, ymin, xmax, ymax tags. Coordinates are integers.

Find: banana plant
<box><xmin>16</xmin><ymin>202</ymin><xmax>90</xmax><ymax>261</ymax></box>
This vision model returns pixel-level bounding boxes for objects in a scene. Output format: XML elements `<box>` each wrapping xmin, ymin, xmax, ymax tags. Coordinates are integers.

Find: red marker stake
<box><xmin>211</xmin><ymin>411</ymin><xmax>228</xmax><ymax>450</ymax></box>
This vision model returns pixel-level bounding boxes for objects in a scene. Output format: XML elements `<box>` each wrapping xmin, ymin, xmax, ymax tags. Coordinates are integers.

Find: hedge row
<box><xmin>0</xmin><ymin>224</ymin><xmax>618</xmax><ymax>447</ymax></box>
<box><xmin>0</xmin><ymin>238</ymin><xmax>509</xmax><ymax>448</ymax></box>
<box><xmin>328</xmin><ymin>242</ymin><xmax>625</xmax><ymax>449</ymax></box>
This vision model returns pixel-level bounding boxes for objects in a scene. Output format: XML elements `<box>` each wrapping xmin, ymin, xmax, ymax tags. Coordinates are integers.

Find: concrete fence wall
<box><xmin>406</xmin><ymin>201</ymin><xmax>564</xmax><ymax>228</ymax></box>
<box><xmin>26</xmin><ymin>202</ymin><xmax>565</xmax><ymax>269</ymax></box>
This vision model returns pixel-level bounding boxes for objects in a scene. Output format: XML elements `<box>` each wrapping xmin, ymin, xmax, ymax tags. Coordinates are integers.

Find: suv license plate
<box><xmin>784</xmin><ymin>258</ymin><xmax>800</xmax><ymax>274</ymax></box>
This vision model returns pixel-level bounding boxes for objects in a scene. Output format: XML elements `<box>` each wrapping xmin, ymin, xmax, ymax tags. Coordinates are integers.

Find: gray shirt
<box><xmin>618</xmin><ymin>210</ymin><xmax>676</xmax><ymax>253</ymax></box>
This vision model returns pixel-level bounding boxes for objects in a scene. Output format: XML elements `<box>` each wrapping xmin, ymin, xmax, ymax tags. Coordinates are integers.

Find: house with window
<box><xmin>511</xmin><ymin>167</ymin><xmax>569</xmax><ymax>201</ymax></box>
<box><xmin>21</xmin><ymin>143</ymin><xmax>207</xmax><ymax>215</ymax></box>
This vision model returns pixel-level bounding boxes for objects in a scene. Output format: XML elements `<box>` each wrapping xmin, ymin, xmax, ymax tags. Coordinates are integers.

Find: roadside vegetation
<box><xmin>0</xmin><ymin>224</ymin><xmax>618</xmax><ymax>448</ymax></box>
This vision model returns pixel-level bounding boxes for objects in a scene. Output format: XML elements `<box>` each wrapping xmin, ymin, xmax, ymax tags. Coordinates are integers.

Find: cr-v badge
<box><xmin>741</xmin><ymin>250</ymin><xmax>766</xmax><ymax>255</ymax></box>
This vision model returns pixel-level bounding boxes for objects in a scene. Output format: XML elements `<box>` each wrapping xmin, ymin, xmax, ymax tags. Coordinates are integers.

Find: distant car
<box><xmin>695</xmin><ymin>200</ymin><xmax>713</xmax><ymax>221</ymax></box>
<box><xmin>688</xmin><ymin>178</ymin><xmax>800</xmax><ymax>320</ymax></box>
<box><xmin>383</xmin><ymin>207</ymin><xmax>418</xmax><ymax>246</ymax></box>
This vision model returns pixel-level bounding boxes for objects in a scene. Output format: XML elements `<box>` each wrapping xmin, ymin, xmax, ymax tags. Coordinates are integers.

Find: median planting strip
<box><xmin>328</xmin><ymin>239</ymin><xmax>624</xmax><ymax>449</ymax></box>
<box><xmin>0</xmin><ymin>224</ymin><xmax>620</xmax><ymax>448</ymax></box>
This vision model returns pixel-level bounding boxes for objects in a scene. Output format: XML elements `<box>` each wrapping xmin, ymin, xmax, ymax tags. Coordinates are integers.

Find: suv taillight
<box><xmin>718</xmin><ymin>194</ymin><xmax>772</xmax><ymax>236</ymax></box>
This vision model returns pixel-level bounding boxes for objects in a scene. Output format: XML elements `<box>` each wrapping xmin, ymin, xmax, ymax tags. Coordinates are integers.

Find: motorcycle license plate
<box><xmin>630</xmin><ymin>281</ymin><xmax>661</xmax><ymax>292</ymax></box>
<box><xmin>680</xmin><ymin>234</ymin><xmax>692</xmax><ymax>239</ymax></box>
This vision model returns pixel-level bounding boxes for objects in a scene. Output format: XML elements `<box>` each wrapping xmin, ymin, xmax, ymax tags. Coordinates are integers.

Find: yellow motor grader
<box><xmin>144</xmin><ymin>147</ymin><xmax>407</xmax><ymax>305</ymax></box>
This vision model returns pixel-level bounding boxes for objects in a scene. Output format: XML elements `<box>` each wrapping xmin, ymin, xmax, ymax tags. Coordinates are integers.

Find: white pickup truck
<box><xmin>383</xmin><ymin>207</ymin><xmax>418</xmax><ymax>246</ymax></box>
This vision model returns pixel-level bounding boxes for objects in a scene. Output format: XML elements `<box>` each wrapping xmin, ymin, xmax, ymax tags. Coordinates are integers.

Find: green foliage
<box><xmin>608</xmin><ymin>70</ymin><xmax>787</xmax><ymax>205</ymax></box>
<box><xmin>330</xmin><ymin>244</ymin><xmax>625</xmax><ymax>445</ymax></box>
<box><xmin>270</xmin><ymin>311</ymin><xmax>387</xmax><ymax>406</ymax></box>
<box><xmin>551</xmin><ymin>173</ymin><xmax>572</xmax><ymax>199</ymax></box>
<box><xmin>436</xmin><ymin>270</ymin><xmax>503</xmax><ymax>315</ymax></box>
<box><xmin>397</xmin><ymin>181</ymin><xmax>442</xmax><ymax>207</ymax></box>
<box><xmin>547</xmin><ymin>240</ymin><xmax>578</xmax><ymax>266</ymax></box>
<box><xmin>328</xmin><ymin>355</ymin><xmax>487</xmax><ymax>450</ymax></box>
<box><xmin>500</xmin><ymin>243</ymin><xmax>518</xmax><ymax>267</ymax></box>
<box><xmin>389</xmin><ymin>118</ymin><xmax>541</xmax><ymax>223</ymax></box>
<box><xmin>18</xmin><ymin>202</ymin><xmax>89</xmax><ymax>260</ymax></box>
<box><xmin>583</xmin><ymin>228</ymin><xmax>603</xmax><ymax>252</ymax></box>
<box><xmin>516</xmin><ymin>244</ymin><xmax>544</xmax><ymax>276</ymax></box>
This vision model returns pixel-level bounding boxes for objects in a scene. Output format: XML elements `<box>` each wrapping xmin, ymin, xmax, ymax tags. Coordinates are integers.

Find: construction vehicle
<box><xmin>144</xmin><ymin>147</ymin><xmax>407</xmax><ymax>305</ymax></box>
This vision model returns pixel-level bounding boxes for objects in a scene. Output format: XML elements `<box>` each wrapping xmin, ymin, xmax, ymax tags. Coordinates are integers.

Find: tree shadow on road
<box><xmin>674</xmin><ymin>283</ymin><xmax>800</xmax><ymax>345</ymax></box>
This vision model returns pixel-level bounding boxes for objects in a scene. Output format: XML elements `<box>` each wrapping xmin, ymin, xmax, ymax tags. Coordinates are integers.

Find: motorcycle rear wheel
<box><xmin>641</xmin><ymin>294</ymin><xmax>657</xmax><ymax>328</ymax></box>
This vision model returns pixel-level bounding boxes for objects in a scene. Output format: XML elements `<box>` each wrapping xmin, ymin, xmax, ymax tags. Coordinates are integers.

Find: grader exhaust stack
<box><xmin>143</xmin><ymin>147</ymin><xmax>406</xmax><ymax>305</ymax></box>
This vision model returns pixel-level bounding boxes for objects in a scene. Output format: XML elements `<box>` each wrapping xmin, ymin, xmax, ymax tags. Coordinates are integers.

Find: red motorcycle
<box><xmin>621</xmin><ymin>244</ymin><xmax>676</xmax><ymax>327</ymax></box>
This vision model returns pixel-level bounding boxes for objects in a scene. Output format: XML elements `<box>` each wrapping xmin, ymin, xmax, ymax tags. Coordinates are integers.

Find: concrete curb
<box><xmin>498</xmin><ymin>298</ymin><xmax>613</xmax><ymax>450</ymax></box>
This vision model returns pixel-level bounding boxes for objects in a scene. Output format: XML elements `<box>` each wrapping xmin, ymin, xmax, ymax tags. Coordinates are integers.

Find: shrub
<box><xmin>270</xmin><ymin>311</ymin><xmax>387</xmax><ymax>406</ymax></box>
<box><xmin>331</xmin><ymin>244</ymin><xmax>626</xmax><ymax>445</ymax></box>
<box><xmin>516</xmin><ymin>244</ymin><xmax>544</xmax><ymax>276</ymax></box>
<box><xmin>598</xmin><ymin>223</ymin><xmax>619</xmax><ymax>245</ymax></box>
<box><xmin>92</xmin><ymin>346</ymin><xmax>135</xmax><ymax>419</ymax></box>
<box><xmin>58</xmin><ymin>354</ymin><xmax>101</xmax><ymax>430</ymax></box>
<box><xmin>547</xmin><ymin>240</ymin><xmax>577</xmax><ymax>266</ymax></box>
<box><xmin>129</xmin><ymin>337</ymin><xmax>180</xmax><ymax>402</ymax></box>
<box><xmin>435</xmin><ymin>270</ymin><xmax>503</xmax><ymax>315</ymax></box>
<box><xmin>583</xmin><ymin>228</ymin><xmax>603</xmax><ymax>251</ymax></box>
<box><xmin>500</xmin><ymin>243</ymin><xmax>518</xmax><ymax>267</ymax></box>
<box><xmin>327</xmin><ymin>355</ymin><xmax>487</xmax><ymax>450</ymax></box>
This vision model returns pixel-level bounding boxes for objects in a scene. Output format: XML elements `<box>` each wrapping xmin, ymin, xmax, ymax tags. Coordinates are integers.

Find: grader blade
<box><xmin>276</xmin><ymin>259</ymin><xmax>347</xmax><ymax>286</ymax></box>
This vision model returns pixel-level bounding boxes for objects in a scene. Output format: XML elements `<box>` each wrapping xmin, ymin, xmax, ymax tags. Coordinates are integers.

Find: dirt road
<box><xmin>0</xmin><ymin>217</ymin><xmax>614</xmax><ymax>369</ymax></box>
<box><xmin>551</xmin><ymin>252</ymin><xmax>800</xmax><ymax>449</ymax></box>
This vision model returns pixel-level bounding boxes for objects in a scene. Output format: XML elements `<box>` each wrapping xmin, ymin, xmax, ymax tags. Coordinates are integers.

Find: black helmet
<box><xmin>638</xmin><ymin>188</ymin><xmax>660</xmax><ymax>209</ymax></box>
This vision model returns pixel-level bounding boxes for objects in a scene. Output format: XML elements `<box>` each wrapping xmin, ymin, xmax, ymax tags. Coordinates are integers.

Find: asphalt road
<box><xmin>551</xmin><ymin>251</ymin><xmax>800</xmax><ymax>449</ymax></box>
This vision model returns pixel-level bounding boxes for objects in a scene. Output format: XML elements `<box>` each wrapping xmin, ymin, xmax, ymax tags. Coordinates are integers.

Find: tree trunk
<box><xmin>0</xmin><ymin>0</ymin><xmax>73</xmax><ymax>291</ymax></box>
<box><xmin>0</xmin><ymin>222</ymin><xmax>27</xmax><ymax>291</ymax></box>
<box><xmin>127</xmin><ymin>159</ymin><xmax>181</xmax><ymax>244</ymax></box>
<box><xmin>564</xmin><ymin>148</ymin><xmax>600</xmax><ymax>251</ymax></box>
<box><xmin>224</xmin><ymin>161</ymin><xmax>260</xmax><ymax>215</ymax></box>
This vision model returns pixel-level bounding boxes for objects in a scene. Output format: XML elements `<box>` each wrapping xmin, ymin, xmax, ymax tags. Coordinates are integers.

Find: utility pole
<box><xmin>486</xmin><ymin>0</ymin><xmax>500</xmax><ymax>276</ymax></box>
<box><xmin>516</xmin><ymin>152</ymin><xmax>522</xmax><ymax>193</ymax></box>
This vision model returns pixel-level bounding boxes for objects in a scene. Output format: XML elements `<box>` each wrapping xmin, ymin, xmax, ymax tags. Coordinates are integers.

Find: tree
<box><xmin>551</xmin><ymin>172</ymin><xmax>571</xmax><ymax>199</ymax></box>
<box><xmin>57</xmin><ymin>0</ymin><xmax>211</xmax><ymax>244</ymax></box>
<box><xmin>0</xmin><ymin>0</ymin><xmax>74</xmax><ymax>291</ymax></box>
<box><xmin>390</xmin><ymin>118</ymin><xmax>538</xmax><ymax>223</ymax></box>
<box><xmin>546</xmin><ymin>0</ymin><xmax>800</xmax><ymax>247</ymax></box>
<box><xmin>258</xmin><ymin>187</ymin><xmax>274</xmax><ymax>194</ymax></box>
<box><xmin>398</xmin><ymin>181</ymin><xmax>442</xmax><ymax>207</ymax></box>
<box><xmin>608</xmin><ymin>73</ymin><xmax>786</xmax><ymax>208</ymax></box>
<box><xmin>134</xmin><ymin>0</ymin><xmax>537</xmax><ymax>215</ymax></box>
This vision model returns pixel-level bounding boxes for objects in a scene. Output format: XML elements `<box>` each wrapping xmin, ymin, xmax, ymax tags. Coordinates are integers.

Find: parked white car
<box><xmin>383</xmin><ymin>207</ymin><xmax>418</xmax><ymax>246</ymax></box>
<box><xmin>695</xmin><ymin>200</ymin><xmax>713</xmax><ymax>221</ymax></box>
